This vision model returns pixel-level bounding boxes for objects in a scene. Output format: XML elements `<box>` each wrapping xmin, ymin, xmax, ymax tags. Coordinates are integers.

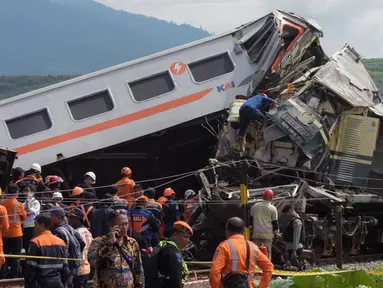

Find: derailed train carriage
<box><xmin>186</xmin><ymin>38</ymin><xmax>383</xmax><ymax>264</ymax></box>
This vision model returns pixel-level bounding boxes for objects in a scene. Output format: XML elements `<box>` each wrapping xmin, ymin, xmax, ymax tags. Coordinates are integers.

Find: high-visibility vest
<box><xmin>228</xmin><ymin>99</ymin><xmax>246</xmax><ymax>123</ymax></box>
<box><xmin>129</xmin><ymin>209</ymin><xmax>152</xmax><ymax>241</ymax></box>
<box><xmin>159</xmin><ymin>240</ymin><xmax>189</xmax><ymax>284</ymax></box>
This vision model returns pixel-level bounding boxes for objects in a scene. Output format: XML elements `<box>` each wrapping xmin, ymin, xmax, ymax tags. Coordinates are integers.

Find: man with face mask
<box><xmin>22</xmin><ymin>184</ymin><xmax>41</xmax><ymax>252</ymax></box>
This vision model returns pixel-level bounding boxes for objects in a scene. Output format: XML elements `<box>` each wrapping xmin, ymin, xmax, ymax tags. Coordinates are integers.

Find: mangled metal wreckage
<box><xmin>186</xmin><ymin>11</ymin><xmax>383</xmax><ymax>265</ymax></box>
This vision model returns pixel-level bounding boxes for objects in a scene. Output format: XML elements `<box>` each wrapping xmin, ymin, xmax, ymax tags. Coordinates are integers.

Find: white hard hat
<box><xmin>84</xmin><ymin>171</ymin><xmax>96</xmax><ymax>184</ymax></box>
<box><xmin>184</xmin><ymin>189</ymin><xmax>196</xmax><ymax>199</ymax></box>
<box><xmin>52</xmin><ymin>192</ymin><xmax>63</xmax><ymax>201</ymax></box>
<box><xmin>30</xmin><ymin>163</ymin><xmax>41</xmax><ymax>173</ymax></box>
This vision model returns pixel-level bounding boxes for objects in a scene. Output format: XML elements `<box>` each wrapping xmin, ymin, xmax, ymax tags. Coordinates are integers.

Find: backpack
<box><xmin>144</xmin><ymin>245</ymin><xmax>162</xmax><ymax>288</ymax></box>
<box><xmin>56</xmin><ymin>226</ymin><xmax>82</xmax><ymax>275</ymax></box>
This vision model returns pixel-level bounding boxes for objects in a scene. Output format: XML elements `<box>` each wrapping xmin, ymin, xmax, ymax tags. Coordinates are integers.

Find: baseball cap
<box><xmin>50</xmin><ymin>207</ymin><xmax>66</xmax><ymax>218</ymax></box>
<box><xmin>173</xmin><ymin>221</ymin><xmax>193</xmax><ymax>236</ymax></box>
<box><xmin>68</xmin><ymin>207</ymin><xmax>85</xmax><ymax>219</ymax></box>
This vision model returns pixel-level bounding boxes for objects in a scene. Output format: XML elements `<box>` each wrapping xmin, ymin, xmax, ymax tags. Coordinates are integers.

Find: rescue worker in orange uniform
<box><xmin>144</xmin><ymin>187</ymin><xmax>162</xmax><ymax>224</ymax></box>
<box><xmin>69</xmin><ymin>186</ymin><xmax>94</xmax><ymax>229</ymax></box>
<box><xmin>210</xmin><ymin>217</ymin><xmax>274</xmax><ymax>288</ymax></box>
<box><xmin>1</xmin><ymin>183</ymin><xmax>27</xmax><ymax>278</ymax></box>
<box><xmin>159</xmin><ymin>188</ymin><xmax>180</xmax><ymax>238</ymax></box>
<box><xmin>116</xmin><ymin>167</ymin><xmax>136</xmax><ymax>208</ymax></box>
<box><xmin>129</xmin><ymin>196</ymin><xmax>160</xmax><ymax>248</ymax></box>
<box><xmin>183</xmin><ymin>190</ymin><xmax>198</xmax><ymax>222</ymax></box>
<box><xmin>0</xmin><ymin>199</ymin><xmax>9</xmax><ymax>269</ymax></box>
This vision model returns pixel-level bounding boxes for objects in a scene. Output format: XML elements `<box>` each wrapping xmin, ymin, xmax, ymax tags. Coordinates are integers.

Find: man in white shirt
<box><xmin>22</xmin><ymin>184</ymin><xmax>40</xmax><ymax>252</ymax></box>
<box><xmin>250</xmin><ymin>188</ymin><xmax>279</xmax><ymax>259</ymax></box>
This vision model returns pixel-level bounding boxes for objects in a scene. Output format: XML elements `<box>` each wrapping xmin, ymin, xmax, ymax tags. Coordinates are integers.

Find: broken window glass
<box><xmin>241</xmin><ymin>17</ymin><xmax>277</xmax><ymax>63</ymax></box>
<box><xmin>6</xmin><ymin>109</ymin><xmax>52</xmax><ymax>139</ymax></box>
<box><xmin>188</xmin><ymin>53</ymin><xmax>234</xmax><ymax>82</ymax></box>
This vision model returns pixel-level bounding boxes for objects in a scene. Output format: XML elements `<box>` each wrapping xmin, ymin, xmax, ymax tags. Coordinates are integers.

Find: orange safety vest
<box><xmin>68</xmin><ymin>200</ymin><xmax>81</xmax><ymax>212</ymax></box>
<box><xmin>80</xmin><ymin>205</ymin><xmax>94</xmax><ymax>228</ymax></box>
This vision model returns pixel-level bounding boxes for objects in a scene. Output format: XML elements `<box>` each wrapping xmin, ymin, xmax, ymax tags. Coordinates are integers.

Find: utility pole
<box><xmin>240</xmin><ymin>161</ymin><xmax>250</xmax><ymax>240</ymax></box>
<box><xmin>335</xmin><ymin>205</ymin><xmax>343</xmax><ymax>269</ymax></box>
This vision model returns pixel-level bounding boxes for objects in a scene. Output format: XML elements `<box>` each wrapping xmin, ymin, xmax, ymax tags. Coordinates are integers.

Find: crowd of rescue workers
<box><xmin>0</xmin><ymin>158</ymin><xmax>304</xmax><ymax>288</ymax></box>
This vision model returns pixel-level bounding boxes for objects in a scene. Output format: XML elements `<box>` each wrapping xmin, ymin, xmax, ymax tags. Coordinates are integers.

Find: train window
<box><xmin>6</xmin><ymin>109</ymin><xmax>52</xmax><ymax>139</ymax></box>
<box><xmin>188</xmin><ymin>52</ymin><xmax>234</xmax><ymax>82</ymax></box>
<box><xmin>68</xmin><ymin>90</ymin><xmax>114</xmax><ymax>121</ymax></box>
<box><xmin>128</xmin><ymin>71</ymin><xmax>175</xmax><ymax>101</ymax></box>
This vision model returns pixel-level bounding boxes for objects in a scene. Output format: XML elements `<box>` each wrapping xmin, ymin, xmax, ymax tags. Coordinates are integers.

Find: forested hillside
<box><xmin>0</xmin><ymin>0</ymin><xmax>210</xmax><ymax>75</ymax></box>
<box><xmin>362</xmin><ymin>59</ymin><xmax>383</xmax><ymax>92</ymax></box>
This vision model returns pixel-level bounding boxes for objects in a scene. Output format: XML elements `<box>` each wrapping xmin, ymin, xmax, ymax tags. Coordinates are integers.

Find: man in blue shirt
<box><xmin>238</xmin><ymin>93</ymin><xmax>275</xmax><ymax>139</ymax></box>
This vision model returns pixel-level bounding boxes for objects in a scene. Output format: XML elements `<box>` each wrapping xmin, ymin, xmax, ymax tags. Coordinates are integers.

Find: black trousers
<box><xmin>2</xmin><ymin>237</ymin><xmax>22</xmax><ymax>278</ymax></box>
<box><xmin>73</xmin><ymin>274</ymin><xmax>89</xmax><ymax>288</ymax></box>
<box><xmin>238</xmin><ymin>106</ymin><xmax>266</xmax><ymax>137</ymax></box>
<box><xmin>23</xmin><ymin>227</ymin><xmax>35</xmax><ymax>251</ymax></box>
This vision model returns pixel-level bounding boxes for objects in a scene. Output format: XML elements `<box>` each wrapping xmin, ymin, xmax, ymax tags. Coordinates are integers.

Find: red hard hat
<box><xmin>263</xmin><ymin>188</ymin><xmax>274</xmax><ymax>200</ymax></box>
<box><xmin>121</xmin><ymin>167</ymin><xmax>132</xmax><ymax>175</ymax></box>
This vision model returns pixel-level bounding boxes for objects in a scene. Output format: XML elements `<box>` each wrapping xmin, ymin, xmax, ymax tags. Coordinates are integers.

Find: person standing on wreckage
<box><xmin>250</xmin><ymin>188</ymin><xmax>279</xmax><ymax>260</ymax></box>
<box><xmin>236</xmin><ymin>91</ymin><xmax>277</xmax><ymax>151</ymax></box>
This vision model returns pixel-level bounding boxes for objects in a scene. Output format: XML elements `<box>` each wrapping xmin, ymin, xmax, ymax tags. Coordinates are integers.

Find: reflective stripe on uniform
<box><xmin>26</xmin><ymin>260</ymin><xmax>64</xmax><ymax>269</ymax></box>
<box><xmin>222</xmin><ymin>240</ymin><xmax>256</xmax><ymax>279</ymax></box>
<box><xmin>9</xmin><ymin>201</ymin><xmax>19</xmax><ymax>224</ymax></box>
<box><xmin>222</xmin><ymin>239</ymin><xmax>238</xmax><ymax>278</ymax></box>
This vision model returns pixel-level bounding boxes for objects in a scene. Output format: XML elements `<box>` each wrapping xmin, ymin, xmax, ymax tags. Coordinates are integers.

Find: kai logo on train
<box><xmin>217</xmin><ymin>81</ymin><xmax>235</xmax><ymax>92</ymax></box>
<box><xmin>170</xmin><ymin>62</ymin><xmax>187</xmax><ymax>75</ymax></box>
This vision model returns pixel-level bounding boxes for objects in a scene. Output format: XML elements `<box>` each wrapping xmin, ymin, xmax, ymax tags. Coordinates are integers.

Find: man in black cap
<box><xmin>50</xmin><ymin>207</ymin><xmax>85</xmax><ymax>287</ymax></box>
<box><xmin>68</xmin><ymin>208</ymin><xmax>93</xmax><ymax>288</ymax></box>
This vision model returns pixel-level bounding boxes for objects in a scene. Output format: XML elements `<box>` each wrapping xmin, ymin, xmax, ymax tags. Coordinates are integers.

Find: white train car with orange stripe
<box><xmin>0</xmin><ymin>10</ymin><xmax>324</xmax><ymax>171</ymax></box>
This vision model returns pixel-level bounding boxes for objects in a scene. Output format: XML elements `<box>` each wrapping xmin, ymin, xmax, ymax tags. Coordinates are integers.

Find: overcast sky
<box><xmin>95</xmin><ymin>0</ymin><xmax>383</xmax><ymax>58</ymax></box>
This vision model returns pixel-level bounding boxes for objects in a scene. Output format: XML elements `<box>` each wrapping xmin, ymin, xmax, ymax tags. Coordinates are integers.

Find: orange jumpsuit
<box><xmin>210</xmin><ymin>234</ymin><xmax>274</xmax><ymax>288</ymax></box>
<box><xmin>0</xmin><ymin>205</ymin><xmax>9</xmax><ymax>267</ymax></box>
<box><xmin>1</xmin><ymin>198</ymin><xmax>27</xmax><ymax>239</ymax></box>
<box><xmin>115</xmin><ymin>177</ymin><xmax>135</xmax><ymax>208</ymax></box>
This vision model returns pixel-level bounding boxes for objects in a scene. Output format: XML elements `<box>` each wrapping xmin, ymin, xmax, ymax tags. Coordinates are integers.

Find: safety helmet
<box><xmin>173</xmin><ymin>221</ymin><xmax>193</xmax><ymax>236</ymax></box>
<box><xmin>121</xmin><ymin>167</ymin><xmax>132</xmax><ymax>175</ymax></box>
<box><xmin>184</xmin><ymin>189</ymin><xmax>196</xmax><ymax>200</ymax></box>
<box><xmin>52</xmin><ymin>192</ymin><xmax>64</xmax><ymax>201</ymax></box>
<box><xmin>263</xmin><ymin>188</ymin><xmax>274</xmax><ymax>200</ymax></box>
<box><xmin>46</xmin><ymin>175</ymin><xmax>63</xmax><ymax>185</ymax></box>
<box><xmin>84</xmin><ymin>171</ymin><xmax>96</xmax><ymax>184</ymax></box>
<box><xmin>71</xmin><ymin>186</ymin><xmax>84</xmax><ymax>197</ymax></box>
<box><xmin>30</xmin><ymin>163</ymin><xmax>41</xmax><ymax>173</ymax></box>
<box><xmin>164</xmin><ymin>187</ymin><xmax>176</xmax><ymax>197</ymax></box>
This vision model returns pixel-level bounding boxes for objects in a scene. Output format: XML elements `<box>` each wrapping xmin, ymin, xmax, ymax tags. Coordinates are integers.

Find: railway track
<box><xmin>316</xmin><ymin>253</ymin><xmax>383</xmax><ymax>266</ymax></box>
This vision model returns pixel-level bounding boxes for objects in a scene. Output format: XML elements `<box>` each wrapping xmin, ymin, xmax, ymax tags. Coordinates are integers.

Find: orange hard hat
<box><xmin>164</xmin><ymin>188</ymin><xmax>176</xmax><ymax>197</ymax></box>
<box><xmin>174</xmin><ymin>221</ymin><xmax>193</xmax><ymax>236</ymax></box>
<box><xmin>136</xmin><ymin>195</ymin><xmax>148</xmax><ymax>203</ymax></box>
<box><xmin>263</xmin><ymin>188</ymin><xmax>274</xmax><ymax>200</ymax></box>
<box><xmin>72</xmin><ymin>186</ymin><xmax>84</xmax><ymax>197</ymax></box>
<box><xmin>121</xmin><ymin>167</ymin><xmax>132</xmax><ymax>175</ymax></box>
